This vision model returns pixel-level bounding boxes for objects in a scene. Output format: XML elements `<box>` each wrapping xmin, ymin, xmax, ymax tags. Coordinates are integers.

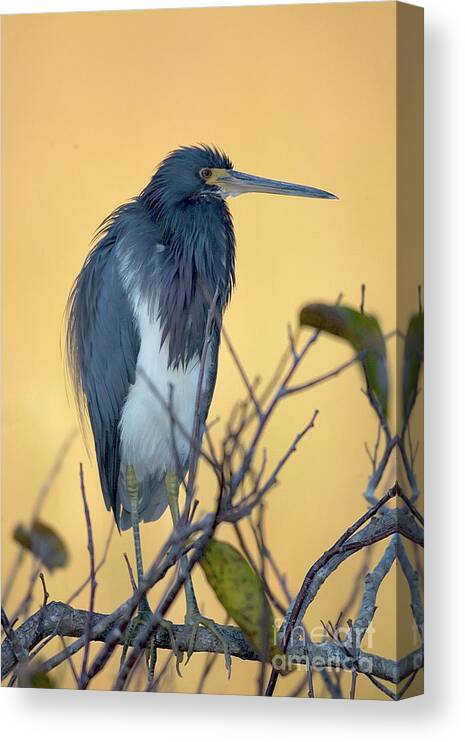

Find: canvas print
<box><xmin>1</xmin><ymin>2</ymin><xmax>424</xmax><ymax>699</ymax></box>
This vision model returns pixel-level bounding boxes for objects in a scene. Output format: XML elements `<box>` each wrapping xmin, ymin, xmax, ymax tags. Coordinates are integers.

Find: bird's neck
<box><xmin>150</xmin><ymin>197</ymin><xmax>236</xmax><ymax>368</ymax></box>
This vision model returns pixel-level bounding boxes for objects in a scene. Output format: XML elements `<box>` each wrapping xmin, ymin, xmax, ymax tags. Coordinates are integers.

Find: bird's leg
<box><xmin>165</xmin><ymin>471</ymin><xmax>198</xmax><ymax>612</ymax></box>
<box><xmin>165</xmin><ymin>471</ymin><xmax>231</xmax><ymax>676</ymax></box>
<box><xmin>127</xmin><ymin>465</ymin><xmax>149</xmax><ymax>613</ymax></box>
<box><xmin>120</xmin><ymin>465</ymin><xmax>179</xmax><ymax>679</ymax></box>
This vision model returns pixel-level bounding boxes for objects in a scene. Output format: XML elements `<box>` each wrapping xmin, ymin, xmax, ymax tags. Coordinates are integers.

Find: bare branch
<box><xmin>351</xmin><ymin>538</ymin><xmax>397</xmax><ymax>643</ymax></box>
<box><xmin>1</xmin><ymin>601</ymin><xmax>422</xmax><ymax>687</ymax></box>
<box><xmin>39</xmin><ymin>573</ymin><xmax>49</xmax><ymax>608</ymax></box>
<box><xmin>3</xmin><ymin>430</ymin><xmax>77</xmax><ymax>606</ymax></box>
<box><xmin>396</xmin><ymin>539</ymin><xmax>424</xmax><ymax>639</ymax></box>
<box><xmin>284</xmin><ymin>352</ymin><xmax>363</xmax><ymax>397</ymax></box>
<box><xmin>78</xmin><ymin>464</ymin><xmax>97</xmax><ymax>688</ymax></box>
<box><xmin>265</xmin><ymin>484</ymin><xmax>423</xmax><ymax>696</ymax></box>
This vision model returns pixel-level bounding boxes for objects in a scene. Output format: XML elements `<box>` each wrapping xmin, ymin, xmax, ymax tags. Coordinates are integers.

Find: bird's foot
<box><xmin>120</xmin><ymin>609</ymin><xmax>181</xmax><ymax>682</ymax></box>
<box><xmin>184</xmin><ymin>608</ymin><xmax>231</xmax><ymax>678</ymax></box>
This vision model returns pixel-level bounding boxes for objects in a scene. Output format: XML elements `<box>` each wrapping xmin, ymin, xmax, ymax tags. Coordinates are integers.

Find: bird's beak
<box><xmin>208</xmin><ymin>168</ymin><xmax>337</xmax><ymax>200</ymax></box>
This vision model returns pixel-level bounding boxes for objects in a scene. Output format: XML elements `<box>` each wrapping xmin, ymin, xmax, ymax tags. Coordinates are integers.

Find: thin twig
<box><xmin>78</xmin><ymin>464</ymin><xmax>97</xmax><ymax>688</ymax></box>
<box><xmin>256</xmin><ymin>503</ymin><xmax>268</xmax><ymax>697</ymax></box>
<box><xmin>348</xmin><ymin>619</ymin><xmax>358</xmax><ymax>699</ymax></box>
<box><xmin>59</xmin><ymin>636</ymin><xmax>80</xmax><ymax>687</ymax></box>
<box><xmin>123</xmin><ymin>553</ymin><xmax>137</xmax><ymax>593</ymax></box>
<box><xmin>360</xmin><ymin>284</ymin><xmax>366</xmax><ymax>314</ymax></box>
<box><xmin>265</xmin><ymin>484</ymin><xmax>406</xmax><ymax>696</ymax></box>
<box><xmin>3</xmin><ymin>431</ymin><xmax>77</xmax><ymax>606</ymax></box>
<box><xmin>39</xmin><ymin>573</ymin><xmax>49</xmax><ymax>608</ymax></box>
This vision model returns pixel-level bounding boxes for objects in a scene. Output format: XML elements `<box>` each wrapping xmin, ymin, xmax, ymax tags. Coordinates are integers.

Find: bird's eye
<box><xmin>200</xmin><ymin>168</ymin><xmax>212</xmax><ymax>180</ymax></box>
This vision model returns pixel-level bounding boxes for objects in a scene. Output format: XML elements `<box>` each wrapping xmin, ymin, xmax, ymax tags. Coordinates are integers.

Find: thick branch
<box><xmin>265</xmin><ymin>493</ymin><xmax>423</xmax><ymax>697</ymax></box>
<box><xmin>1</xmin><ymin>600</ymin><xmax>422</xmax><ymax>685</ymax></box>
<box><xmin>283</xmin><ymin>507</ymin><xmax>423</xmax><ymax>633</ymax></box>
<box><xmin>352</xmin><ymin>537</ymin><xmax>397</xmax><ymax>643</ymax></box>
<box><xmin>396</xmin><ymin>538</ymin><xmax>424</xmax><ymax>638</ymax></box>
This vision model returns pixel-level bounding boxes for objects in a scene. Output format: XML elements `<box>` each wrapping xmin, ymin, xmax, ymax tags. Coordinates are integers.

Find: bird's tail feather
<box><xmin>117</xmin><ymin>474</ymin><xmax>168</xmax><ymax>531</ymax></box>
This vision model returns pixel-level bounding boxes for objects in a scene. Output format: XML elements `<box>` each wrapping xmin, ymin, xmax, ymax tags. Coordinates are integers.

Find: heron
<box><xmin>66</xmin><ymin>144</ymin><xmax>336</xmax><ymax>672</ymax></box>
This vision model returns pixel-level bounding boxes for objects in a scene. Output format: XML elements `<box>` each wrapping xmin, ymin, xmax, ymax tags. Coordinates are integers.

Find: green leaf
<box><xmin>13</xmin><ymin>519</ymin><xmax>69</xmax><ymax>571</ymax></box>
<box><xmin>200</xmin><ymin>539</ymin><xmax>277</xmax><ymax>659</ymax></box>
<box><xmin>30</xmin><ymin>671</ymin><xmax>55</xmax><ymax>689</ymax></box>
<box><xmin>299</xmin><ymin>303</ymin><xmax>388</xmax><ymax>417</ymax></box>
<box><xmin>17</xmin><ymin>661</ymin><xmax>55</xmax><ymax>689</ymax></box>
<box><xmin>402</xmin><ymin>311</ymin><xmax>424</xmax><ymax>421</ymax></box>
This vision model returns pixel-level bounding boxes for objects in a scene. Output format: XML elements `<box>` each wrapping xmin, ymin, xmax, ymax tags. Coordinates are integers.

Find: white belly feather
<box><xmin>120</xmin><ymin>301</ymin><xmax>205</xmax><ymax>482</ymax></box>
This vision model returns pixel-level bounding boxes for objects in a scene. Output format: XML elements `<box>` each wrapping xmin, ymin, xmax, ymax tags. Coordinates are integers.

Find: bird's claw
<box><xmin>159</xmin><ymin>617</ymin><xmax>184</xmax><ymax>678</ymax></box>
<box><xmin>120</xmin><ymin>610</ymin><xmax>181</xmax><ymax>682</ymax></box>
<box><xmin>184</xmin><ymin>610</ymin><xmax>231</xmax><ymax>678</ymax></box>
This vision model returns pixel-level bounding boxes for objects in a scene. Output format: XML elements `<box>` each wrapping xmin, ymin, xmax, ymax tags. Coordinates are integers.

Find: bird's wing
<box><xmin>66</xmin><ymin>232</ymin><xmax>140</xmax><ymax>521</ymax></box>
<box><xmin>199</xmin><ymin>325</ymin><xmax>221</xmax><ymax>428</ymax></box>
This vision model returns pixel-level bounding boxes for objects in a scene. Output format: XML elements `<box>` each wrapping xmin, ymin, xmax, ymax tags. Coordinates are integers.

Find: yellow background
<box><xmin>2</xmin><ymin>2</ymin><xmax>422</xmax><ymax>697</ymax></box>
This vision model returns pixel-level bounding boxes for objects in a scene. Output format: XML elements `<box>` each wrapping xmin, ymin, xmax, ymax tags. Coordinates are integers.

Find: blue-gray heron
<box><xmin>66</xmin><ymin>144</ymin><xmax>336</xmax><ymax>669</ymax></box>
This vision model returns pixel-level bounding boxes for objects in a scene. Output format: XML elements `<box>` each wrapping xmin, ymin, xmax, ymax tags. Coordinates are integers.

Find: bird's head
<box><xmin>143</xmin><ymin>144</ymin><xmax>337</xmax><ymax>214</ymax></box>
